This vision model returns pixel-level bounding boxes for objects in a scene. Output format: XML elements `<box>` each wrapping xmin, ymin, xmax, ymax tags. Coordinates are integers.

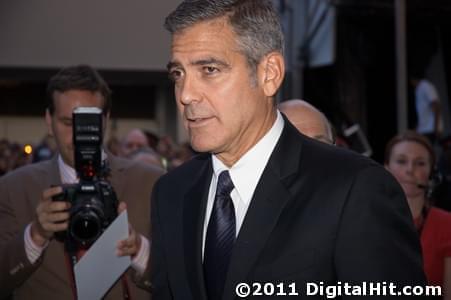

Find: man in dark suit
<box><xmin>152</xmin><ymin>1</ymin><xmax>428</xmax><ymax>299</ymax></box>
<box><xmin>0</xmin><ymin>65</ymin><xmax>163</xmax><ymax>299</ymax></box>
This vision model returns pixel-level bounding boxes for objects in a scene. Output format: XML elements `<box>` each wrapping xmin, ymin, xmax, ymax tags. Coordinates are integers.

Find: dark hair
<box><xmin>46</xmin><ymin>65</ymin><xmax>112</xmax><ymax>115</ymax></box>
<box><xmin>384</xmin><ymin>130</ymin><xmax>435</xmax><ymax>171</ymax></box>
<box><xmin>164</xmin><ymin>0</ymin><xmax>284</xmax><ymax>74</ymax></box>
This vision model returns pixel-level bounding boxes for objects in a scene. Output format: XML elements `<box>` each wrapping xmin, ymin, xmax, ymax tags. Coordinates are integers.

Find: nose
<box><xmin>405</xmin><ymin>161</ymin><xmax>414</xmax><ymax>174</ymax></box>
<box><xmin>178</xmin><ymin>73</ymin><xmax>200</xmax><ymax>106</ymax></box>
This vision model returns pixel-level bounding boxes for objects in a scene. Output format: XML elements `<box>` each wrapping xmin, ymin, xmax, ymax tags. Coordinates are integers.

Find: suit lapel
<box><xmin>106</xmin><ymin>155</ymin><xmax>127</xmax><ymax>201</ymax></box>
<box><xmin>183</xmin><ymin>156</ymin><xmax>212</xmax><ymax>300</ymax></box>
<box><xmin>223</xmin><ymin>119</ymin><xmax>303</xmax><ymax>300</ymax></box>
<box><xmin>43</xmin><ymin>156</ymin><xmax>62</xmax><ymax>187</ymax></box>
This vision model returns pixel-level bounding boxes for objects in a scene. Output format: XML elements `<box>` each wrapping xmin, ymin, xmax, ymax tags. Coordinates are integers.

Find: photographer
<box><xmin>0</xmin><ymin>65</ymin><xmax>163</xmax><ymax>299</ymax></box>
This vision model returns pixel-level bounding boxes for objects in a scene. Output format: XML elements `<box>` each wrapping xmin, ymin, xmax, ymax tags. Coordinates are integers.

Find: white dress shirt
<box><xmin>25</xmin><ymin>154</ymin><xmax>149</xmax><ymax>274</ymax></box>
<box><xmin>202</xmin><ymin>111</ymin><xmax>284</xmax><ymax>258</ymax></box>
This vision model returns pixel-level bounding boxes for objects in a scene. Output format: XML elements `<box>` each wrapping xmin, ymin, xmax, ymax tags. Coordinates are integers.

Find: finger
<box><xmin>44</xmin><ymin>222</ymin><xmax>69</xmax><ymax>233</ymax></box>
<box><xmin>117</xmin><ymin>237</ymin><xmax>134</xmax><ymax>249</ymax></box>
<box><xmin>117</xmin><ymin>201</ymin><xmax>127</xmax><ymax>214</ymax></box>
<box><xmin>43</xmin><ymin>186</ymin><xmax>63</xmax><ymax>200</ymax></box>
<box><xmin>117</xmin><ymin>243</ymin><xmax>138</xmax><ymax>256</ymax></box>
<box><xmin>48</xmin><ymin>201</ymin><xmax>71</xmax><ymax>212</ymax></box>
<box><xmin>45</xmin><ymin>211</ymin><xmax>70</xmax><ymax>223</ymax></box>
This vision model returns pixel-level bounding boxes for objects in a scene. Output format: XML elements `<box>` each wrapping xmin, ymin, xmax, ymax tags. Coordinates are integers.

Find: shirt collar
<box><xmin>212</xmin><ymin>111</ymin><xmax>284</xmax><ymax>205</ymax></box>
<box><xmin>57</xmin><ymin>155</ymin><xmax>77</xmax><ymax>184</ymax></box>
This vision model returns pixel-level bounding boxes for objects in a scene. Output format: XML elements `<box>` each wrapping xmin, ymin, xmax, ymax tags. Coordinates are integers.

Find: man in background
<box><xmin>120</xmin><ymin>128</ymin><xmax>150</xmax><ymax>157</ymax></box>
<box><xmin>278</xmin><ymin>99</ymin><xmax>334</xmax><ymax>144</ymax></box>
<box><xmin>0</xmin><ymin>65</ymin><xmax>162</xmax><ymax>299</ymax></box>
<box><xmin>410</xmin><ymin>73</ymin><xmax>441</xmax><ymax>144</ymax></box>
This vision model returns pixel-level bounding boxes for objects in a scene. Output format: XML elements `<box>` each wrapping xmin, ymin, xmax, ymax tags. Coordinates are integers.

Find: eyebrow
<box><xmin>166</xmin><ymin>61</ymin><xmax>180</xmax><ymax>71</ymax></box>
<box><xmin>58</xmin><ymin>116</ymin><xmax>73</xmax><ymax>122</ymax></box>
<box><xmin>166</xmin><ymin>58</ymin><xmax>230</xmax><ymax>71</ymax></box>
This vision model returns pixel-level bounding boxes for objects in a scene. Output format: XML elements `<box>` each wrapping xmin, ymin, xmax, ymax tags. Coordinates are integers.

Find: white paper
<box><xmin>74</xmin><ymin>210</ymin><xmax>131</xmax><ymax>300</ymax></box>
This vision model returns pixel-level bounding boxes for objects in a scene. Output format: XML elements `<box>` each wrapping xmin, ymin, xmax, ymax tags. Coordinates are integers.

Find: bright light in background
<box><xmin>24</xmin><ymin>144</ymin><xmax>33</xmax><ymax>155</ymax></box>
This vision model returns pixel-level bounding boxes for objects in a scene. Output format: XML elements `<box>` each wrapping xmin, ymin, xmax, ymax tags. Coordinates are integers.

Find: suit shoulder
<box><xmin>0</xmin><ymin>160</ymin><xmax>52</xmax><ymax>183</ymax></box>
<box><xmin>111</xmin><ymin>155</ymin><xmax>165</xmax><ymax>177</ymax></box>
<box><xmin>302</xmin><ymin>138</ymin><xmax>379</xmax><ymax>174</ymax></box>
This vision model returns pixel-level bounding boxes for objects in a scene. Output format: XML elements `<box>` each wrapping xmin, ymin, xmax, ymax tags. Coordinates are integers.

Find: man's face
<box><xmin>168</xmin><ymin>18</ymin><xmax>274</xmax><ymax>165</ymax></box>
<box><xmin>46</xmin><ymin>90</ymin><xmax>105</xmax><ymax>167</ymax></box>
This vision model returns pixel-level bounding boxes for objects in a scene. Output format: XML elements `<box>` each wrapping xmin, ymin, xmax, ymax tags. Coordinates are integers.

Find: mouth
<box><xmin>186</xmin><ymin>116</ymin><xmax>214</xmax><ymax>128</ymax></box>
<box><xmin>401</xmin><ymin>180</ymin><xmax>422</xmax><ymax>188</ymax></box>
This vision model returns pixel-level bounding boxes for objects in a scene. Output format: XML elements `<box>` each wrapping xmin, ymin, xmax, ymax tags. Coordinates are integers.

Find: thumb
<box><xmin>118</xmin><ymin>201</ymin><xmax>127</xmax><ymax>214</ymax></box>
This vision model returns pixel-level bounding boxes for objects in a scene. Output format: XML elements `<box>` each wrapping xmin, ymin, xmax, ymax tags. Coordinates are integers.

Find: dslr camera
<box><xmin>53</xmin><ymin>107</ymin><xmax>118</xmax><ymax>248</ymax></box>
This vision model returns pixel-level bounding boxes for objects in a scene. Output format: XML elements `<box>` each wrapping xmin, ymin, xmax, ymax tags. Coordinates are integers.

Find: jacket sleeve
<box><xmin>334</xmin><ymin>166</ymin><xmax>429</xmax><ymax>299</ymax></box>
<box><xmin>0</xmin><ymin>176</ymin><xmax>42</xmax><ymax>299</ymax></box>
<box><xmin>150</xmin><ymin>179</ymin><xmax>174</xmax><ymax>299</ymax></box>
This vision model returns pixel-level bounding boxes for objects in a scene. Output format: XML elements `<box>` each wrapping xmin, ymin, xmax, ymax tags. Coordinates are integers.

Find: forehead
<box><xmin>125</xmin><ymin>131</ymin><xmax>147</xmax><ymax>143</ymax></box>
<box><xmin>170</xmin><ymin>18</ymin><xmax>240</xmax><ymax>60</ymax></box>
<box><xmin>392</xmin><ymin>141</ymin><xmax>429</xmax><ymax>156</ymax></box>
<box><xmin>53</xmin><ymin>90</ymin><xmax>104</xmax><ymax>115</ymax></box>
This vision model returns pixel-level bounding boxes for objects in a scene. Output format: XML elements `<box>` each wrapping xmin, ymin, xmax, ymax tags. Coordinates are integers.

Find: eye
<box><xmin>62</xmin><ymin>120</ymin><xmax>72</xmax><ymax>127</ymax></box>
<box><xmin>203</xmin><ymin>66</ymin><xmax>219</xmax><ymax>75</ymax></box>
<box><xmin>415</xmin><ymin>161</ymin><xmax>427</xmax><ymax>167</ymax></box>
<box><xmin>168</xmin><ymin>69</ymin><xmax>183</xmax><ymax>82</ymax></box>
<box><xmin>395</xmin><ymin>159</ymin><xmax>407</xmax><ymax>165</ymax></box>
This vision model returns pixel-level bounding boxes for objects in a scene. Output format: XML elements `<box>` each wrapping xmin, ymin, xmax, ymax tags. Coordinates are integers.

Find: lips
<box><xmin>186</xmin><ymin>116</ymin><xmax>214</xmax><ymax>128</ymax></box>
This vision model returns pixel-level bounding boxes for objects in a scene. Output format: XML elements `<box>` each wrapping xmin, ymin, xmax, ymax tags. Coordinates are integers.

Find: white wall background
<box><xmin>0</xmin><ymin>0</ymin><xmax>182</xmax><ymax>70</ymax></box>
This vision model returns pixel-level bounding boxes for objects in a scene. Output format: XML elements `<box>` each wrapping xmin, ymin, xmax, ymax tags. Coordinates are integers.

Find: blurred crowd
<box><xmin>0</xmin><ymin>128</ymin><xmax>197</xmax><ymax>177</ymax></box>
<box><xmin>0</xmin><ymin>139</ymin><xmax>33</xmax><ymax>176</ymax></box>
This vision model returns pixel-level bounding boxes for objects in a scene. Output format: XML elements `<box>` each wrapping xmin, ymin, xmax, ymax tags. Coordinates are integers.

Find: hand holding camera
<box><xmin>30</xmin><ymin>186</ymin><xmax>71</xmax><ymax>247</ymax></box>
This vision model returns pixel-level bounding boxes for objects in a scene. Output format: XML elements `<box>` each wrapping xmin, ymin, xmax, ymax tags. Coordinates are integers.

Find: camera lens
<box><xmin>70</xmin><ymin>209</ymin><xmax>102</xmax><ymax>245</ymax></box>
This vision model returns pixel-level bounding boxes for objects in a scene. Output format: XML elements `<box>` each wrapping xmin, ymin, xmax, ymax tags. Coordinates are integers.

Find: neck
<box><xmin>406</xmin><ymin>194</ymin><xmax>426</xmax><ymax>219</ymax></box>
<box><xmin>216</xmin><ymin>110</ymin><xmax>277</xmax><ymax>167</ymax></box>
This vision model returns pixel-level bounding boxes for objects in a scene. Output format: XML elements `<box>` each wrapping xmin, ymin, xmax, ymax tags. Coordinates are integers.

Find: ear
<box><xmin>45</xmin><ymin>109</ymin><xmax>54</xmax><ymax>137</ymax></box>
<box><xmin>103</xmin><ymin>111</ymin><xmax>110</xmax><ymax>135</ymax></box>
<box><xmin>258</xmin><ymin>51</ymin><xmax>285</xmax><ymax>97</ymax></box>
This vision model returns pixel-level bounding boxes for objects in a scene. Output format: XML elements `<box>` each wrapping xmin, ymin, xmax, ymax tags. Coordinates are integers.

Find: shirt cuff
<box><xmin>24</xmin><ymin>223</ymin><xmax>49</xmax><ymax>264</ymax></box>
<box><xmin>131</xmin><ymin>235</ymin><xmax>149</xmax><ymax>275</ymax></box>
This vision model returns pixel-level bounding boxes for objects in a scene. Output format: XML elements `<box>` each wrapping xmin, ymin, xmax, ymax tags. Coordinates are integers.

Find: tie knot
<box><xmin>216</xmin><ymin>170</ymin><xmax>234</xmax><ymax>197</ymax></box>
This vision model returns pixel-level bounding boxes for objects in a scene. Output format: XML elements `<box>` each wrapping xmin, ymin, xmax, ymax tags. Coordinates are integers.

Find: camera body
<box><xmin>53</xmin><ymin>107</ymin><xmax>118</xmax><ymax>248</ymax></box>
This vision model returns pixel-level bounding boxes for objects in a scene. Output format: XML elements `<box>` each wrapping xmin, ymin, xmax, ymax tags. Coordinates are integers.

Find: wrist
<box><xmin>30</xmin><ymin>221</ymin><xmax>49</xmax><ymax>247</ymax></box>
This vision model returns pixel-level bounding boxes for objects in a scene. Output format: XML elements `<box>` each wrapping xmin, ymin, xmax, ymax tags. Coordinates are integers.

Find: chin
<box><xmin>190</xmin><ymin>143</ymin><xmax>211</xmax><ymax>153</ymax></box>
<box><xmin>190</xmin><ymin>140</ymin><xmax>219</xmax><ymax>154</ymax></box>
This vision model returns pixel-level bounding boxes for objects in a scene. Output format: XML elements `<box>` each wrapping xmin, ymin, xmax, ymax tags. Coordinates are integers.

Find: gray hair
<box><xmin>164</xmin><ymin>0</ymin><xmax>284</xmax><ymax>74</ymax></box>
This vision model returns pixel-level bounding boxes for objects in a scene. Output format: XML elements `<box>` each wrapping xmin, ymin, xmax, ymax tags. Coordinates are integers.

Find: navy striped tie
<box><xmin>204</xmin><ymin>170</ymin><xmax>236</xmax><ymax>300</ymax></box>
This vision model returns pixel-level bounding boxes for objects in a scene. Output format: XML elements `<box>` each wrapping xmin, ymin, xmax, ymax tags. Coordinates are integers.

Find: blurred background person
<box><xmin>169</xmin><ymin>142</ymin><xmax>196</xmax><ymax>169</ymax></box>
<box><xmin>120</xmin><ymin>128</ymin><xmax>150</xmax><ymax>157</ymax></box>
<box><xmin>0</xmin><ymin>139</ymin><xmax>33</xmax><ymax>176</ymax></box>
<box><xmin>0</xmin><ymin>65</ymin><xmax>162</xmax><ymax>299</ymax></box>
<box><xmin>410</xmin><ymin>72</ymin><xmax>442</xmax><ymax>144</ymax></box>
<box><xmin>128</xmin><ymin>147</ymin><xmax>165</xmax><ymax>171</ymax></box>
<box><xmin>385</xmin><ymin>130</ymin><xmax>451</xmax><ymax>297</ymax></box>
<box><xmin>142</xmin><ymin>130</ymin><xmax>159</xmax><ymax>151</ymax></box>
<box><xmin>32</xmin><ymin>135</ymin><xmax>56</xmax><ymax>163</ymax></box>
<box><xmin>278</xmin><ymin>99</ymin><xmax>335</xmax><ymax>144</ymax></box>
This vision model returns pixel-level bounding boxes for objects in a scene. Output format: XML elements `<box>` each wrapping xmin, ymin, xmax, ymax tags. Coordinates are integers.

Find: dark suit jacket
<box><xmin>0</xmin><ymin>155</ymin><xmax>163</xmax><ymax>300</ymax></box>
<box><xmin>151</xmin><ymin>119</ymin><xmax>427</xmax><ymax>300</ymax></box>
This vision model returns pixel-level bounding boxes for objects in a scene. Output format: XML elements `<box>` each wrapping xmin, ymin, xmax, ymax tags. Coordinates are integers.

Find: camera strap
<box><xmin>63</xmin><ymin>245</ymin><xmax>81</xmax><ymax>300</ymax></box>
<box><xmin>64</xmin><ymin>243</ymin><xmax>132</xmax><ymax>299</ymax></box>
